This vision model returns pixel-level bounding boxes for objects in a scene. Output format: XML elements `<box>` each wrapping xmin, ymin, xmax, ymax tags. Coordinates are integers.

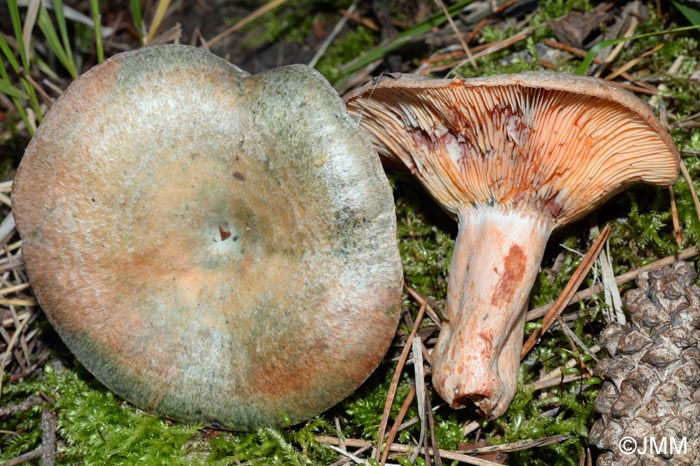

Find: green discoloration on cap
<box><xmin>13</xmin><ymin>45</ymin><xmax>403</xmax><ymax>431</ymax></box>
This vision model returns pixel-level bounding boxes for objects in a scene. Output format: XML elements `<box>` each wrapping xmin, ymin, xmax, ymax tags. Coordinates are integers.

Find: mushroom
<box><xmin>12</xmin><ymin>45</ymin><xmax>404</xmax><ymax>430</ymax></box>
<box><xmin>345</xmin><ymin>71</ymin><xmax>679</xmax><ymax>418</ymax></box>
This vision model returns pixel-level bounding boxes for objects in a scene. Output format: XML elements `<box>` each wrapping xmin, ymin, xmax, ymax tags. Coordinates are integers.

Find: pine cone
<box><xmin>589</xmin><ymin>261</ymin><xmax>700</xmax><ymax>466</ymax></box>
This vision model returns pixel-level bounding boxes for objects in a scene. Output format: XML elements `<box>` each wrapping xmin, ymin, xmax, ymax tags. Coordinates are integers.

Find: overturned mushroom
<box><xmin>13</xmin><ymin>45</ymin><xmax>403</xmax><ymax>430</ymax></box>
<box><xmin>345</xmin><ymin>71</ymin><xmax>679</xmax><ymax>418</ymax></box>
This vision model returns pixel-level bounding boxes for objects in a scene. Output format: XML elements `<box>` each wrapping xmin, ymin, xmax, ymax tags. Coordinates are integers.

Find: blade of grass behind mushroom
<box><xmin>0</xmin><ymin>0</ymin><xmax>93</xmax><ymax>133</ymax></box>
<box><xmin>204</xmin><ymin>0</ymin><xmax>288</xmax><ymax>48</ymax></box>
<box><xmin>672</xmin><ymin>0</ymin><xmax>700</xmax><ymax>25</ymax></box>
<box><xmin>89</xmin><ymin>0</ymin><xmax>104</xmax><ymax>63</ymax></box>
<box><xmin>0</xmin><ymin>12</ymin><xmax>41</xmax><ymax>134</ymax></box>
<box><xmin>332</xmin><ymin>0</ymin><xmax>477</xmax><ymax>89</ymax></box>
<box><xmin>36</xmin><ymin>1</ymin><xmax>78</xmax><ymax>79</ymax></box>
<box><xmin>130</xmin><ymin>0</ymin><xmax>145</xmax><ymax>44</ymax></box>
<box><xmin>143</xmin><ymin>0</ymin><xmax>172</xmax><ymax>45</ymax></box>
<box><xmin>574</xmin><ymin>24</ymin><xmax>700</xmax><ymax>75</ymax></box>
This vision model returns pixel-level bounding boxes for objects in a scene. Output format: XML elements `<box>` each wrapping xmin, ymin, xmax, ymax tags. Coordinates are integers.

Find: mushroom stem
<box><xmin>431</xmin><ymin>205</ymin><xmax>553</xmax><ymax>418</ymax></box>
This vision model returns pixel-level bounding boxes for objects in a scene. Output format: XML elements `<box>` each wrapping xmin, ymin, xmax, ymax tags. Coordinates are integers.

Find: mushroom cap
<box><xmin>345</xmin><ymin>71</ymin><xmax>679</xmax><ymax>226</ymax></box>
<box><xmin>13</xmin><ymin>45</ymin><xmax>403</xmax><ymax>430</ymax></box>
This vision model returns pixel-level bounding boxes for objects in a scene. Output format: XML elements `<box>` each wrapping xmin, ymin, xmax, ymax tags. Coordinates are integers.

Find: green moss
<box><xmin>1</xmin><ymin>362</ymin><xmax>347</xmax><ymax>465</ymax></box>
<box><xmin>231</xmin><ymin>0</ymin><xmax>354</xmax><ymax>50</ymax></box>
<box><xmin>481</xmin><ymin>374</ymin><xmax>599</xmax><ymax>465</ymax></box>
<box><xmin>1</xmin><ymin>377</ymin><xmax>45</xmax><ymax>459</ymax></box>
<box><xmin>204</xmin><ymin>422</ymin><xmax>337</xmax><ymax>465</ymax></box>
<box><xmin>42</xmin><ymin>364</ymin><xmax>200</xmax><ymax>465</ymax></box>
<box><xmin>536</xmin><ymin>0</ymin><xmax>594</xmax><ymax>19</ymax></box>
<box><xmin>6</xmin><ymin>1</ymin><xmax>700</xmax><ymax>465</ymax></box>
<box><xmin>315</xmin><ymin>27</ymin><xmax>378</xmax><ymax>82</ymax></box>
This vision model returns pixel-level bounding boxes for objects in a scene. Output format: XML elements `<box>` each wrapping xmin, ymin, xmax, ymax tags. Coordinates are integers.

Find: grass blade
<box><xmin>0</xmin><ymin>48</ymin><xmax>35</xmax><ymax>134</ymax></box>
<box><xmin>672</xmin><ymin>0</ymin><xmax>700</xmax><ymax>26</ymax></box>
<box><xmin>0</xmin><ymin>80</ymin><xmax>29</xmax><ymax>100</ymax></box>
<box><xmin>145</xmin><ymin>0</ymin><xmax>171</xmax><ymax>45</ymax></box>
<box><xmin>0</xmin><ymin>32</ymin><xmax>22</xmax><ymax>74</ymax></box>
<box><xmin>21</xmin><ymin>0</ymin><xmax>41</xmax><ymax>70</ymax></box>
<box><xmin>131</xmin><ymin>0</ymin><xmax>144</xmax><ymax>45</ymax></box>
<box><xmin>53</xmin><ymin>0</ymin><xmax>76</xmax><ymax>66</ymax></box>
<box><xmin>7</xmin><ymin>0</ymin><xmax>30</xmax><ymax>71</ymax></box>
<box><xmin>90</xmin><ymin>0</ymin><xmax>104</xmax><ymax>63</ymax></box>
<box><xmin>20</xmin><ymin>77</ymin><xmax>43</xmax><ymax>123</ymax></box>
<box><xmin>575</xmin><ymin>25</ymin><xmax>700</xmax><ymax>75</ymax></box>
<box><xmin>332</xmin><ymin>0</ymin><xmax>475</xmax><ymax>86</ymax></box>
<box><xmin>37</xmin><ymin>4</ymin><xmax>78</xmax><ymax>78</ymax></box>
<box><xmin>205</xmin><ymin>0</ymin><xmax>288</xmax><ymax>48</ymax></box>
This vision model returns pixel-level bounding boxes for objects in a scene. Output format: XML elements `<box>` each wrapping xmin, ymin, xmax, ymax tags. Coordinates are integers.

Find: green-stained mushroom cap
<box><xmin>12</xmin><ymin>45</ymin><xmax>403</xmax><ymax>431</ymax></box>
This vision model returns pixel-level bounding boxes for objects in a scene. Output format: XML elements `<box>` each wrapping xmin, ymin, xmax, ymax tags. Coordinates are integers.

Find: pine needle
<box><xmin>521</xmin><ymin>225</ymin><xmax>611</xmax><ymax>358</ymax></box>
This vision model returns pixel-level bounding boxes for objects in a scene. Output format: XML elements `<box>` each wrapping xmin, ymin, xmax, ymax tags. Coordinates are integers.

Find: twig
<box><xmin>0</xmin><ymin>212</ymin><xmax>16</xmax><ymax>246</ymax></box>
<box><xmin>339</xmin><ymin>8</ymin><xmax>379</xmax><ymax>31</ymax></box>
<box><xmin>606</xmin><ymin>82</ymin><xmax>658</xmax><ymax>95</ymax></box>
<box><xmin>380</xmin><ymin>387</ymin><xmax>416</xmax><ymax>466</ymax></box>
<box><xmin>528</xmin><ymin>373</ymin><xmax>588</xmax><ymax>392</ymax></box>
<box><xmin>464</xmin><ymin>17</ymin><xmax>488</xmax><ymax>45</ymax></box>
<box><xmin>604</xmin><ymin>43</ymin><xmax>664</xmax><ymax>81</ymax></box>
<box><xmin>405</xmin><ymin>286</ymin><xmax>442</xmax><ymax>327</ymax></box>
<box><xmin>329</xmin><ymin>445</ymin><xmax>373</xmax><ymax>466</ymax></box>
<box><xmin>650</xmin><ymin>55</ymin><xmax>685</xmax><ymax>107</ymax></box>
<box><xmin>397</xmin><ymin>402</ymin><xmax>442</xmax><ymax>432</ymax></box>
<box><xmin>318</xmin><ymin>435</ymin><xmax>567</xmax><ymax>465</ymax></box>
<box><xmin>0</xmin><ymin>314</ymin><xmax>31</xmax><ymax>399</ymax></box>
<box><xmin>447</xmin><ymin>26</ymin><xmax>541</xmax><ymax>74</ymax></box>
<box><xmin>0</xmin><ymin>283</ymin><xmax>30</xmax><ymax>296</ymax></box>
<box><xmin>556</xmin><ymin>314</ymin><xmax>599</xmax><ymax>362</ymax></box>
<box><xmin>20</xmin><ymin>70</ymin><xmax>54</xmax><ymax>108</ymax></box>
<box><xmin>6</xmin><ymin>447</ymin><xmax>42</xmax><ymax>466</ymax></box>
<box><xmin>412</xmin><ymin>337</ymin><xmax>428</xmax><ymax>464</ymax></box>
<box><xmin>41</xmin><ymin>408</ymin><xmax>57</xmax><ymax>466</ymax></box>
<box><xmin>0</xmin><ymin>394</ymin><xmax>44</xmax><ymax>417</ymax></box>
<box><xmin>542</xmin><ymin>40</ymin><xmax>656</xmax><ymax>92</ymax></box>
<box><xmin>375</xmin><ymin>301</ymin><xmax>427</xmax><ymax>460</ymax></box>
<box><xmin>593</xmin><ymin>17</ymin><xmax>638</xmax><ymax>78</ymax></box>
<box><xmin>426</xmin><ymin>390</ymin><xmax>442</xmax><ymax>466</ymax></box>
<box><xmin>525</xmin><ymin>245</ymin><xmax>700</xmax><ymax>321</ymax></box>
<box><xmin>541</xmin><ymin>344</ymin><xmax>600</xmax><ymax>380</ymax></box>
<box><xmin>308</xmin><ymin>2</ymin><xmax>357</xmax><ymax>68</ymax></box>
<box><xmin>144</xmin><ymin>0</ymin><xmax>172</xmax><ymax>45</ymax></box>
<box><xmin>669</xmin><ymin>185</ymin><xmax>682</xmax><ymax>247</ymax></box>
<box><xmin>205</xmin><ymin>0</ymin><xmax>287</xmax><ymax>48</ymax></box>
<box><xmin>521</xmin><ymin>225</ymin><xmax>611</xmax><ymax>358</ymax></box>
<box><xmin>0</xmin><ymin>298</ymin><xmax>36</xmax><ymax>306</ymax></box>
<box><xmin>433</xmin><ymin>0</ymin><xmax>475</xmax><ymax>69</ymax></box>
<box><xmin>598</xmin><ymin>242</ymin><xmax>624</xmax><ymax>325</ymax></box>
<box><xmin>680</xmin><ymin>159</ymin><xmax>700</xmax><ymax>228</ymax></box>
<box><xmin>459</xmin><ymin>434</ymin><xmax>572</xmax><ymax>454</ymax></box>
<box><xmin>530</xmin><ymin>345</ymin><xmax>601</xmax><ymax>391</ymax></box>
<box><xmin>328</xmin><ymin>445</ymin><xmax>382</xmax><ymax>465</ymax></box>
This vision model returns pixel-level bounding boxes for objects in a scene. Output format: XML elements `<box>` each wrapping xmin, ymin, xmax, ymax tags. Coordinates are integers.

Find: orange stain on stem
<box><xmin>491</xmin><ymin>244</ymin><xmax>527</xmax><ymax>306</ymax></box>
